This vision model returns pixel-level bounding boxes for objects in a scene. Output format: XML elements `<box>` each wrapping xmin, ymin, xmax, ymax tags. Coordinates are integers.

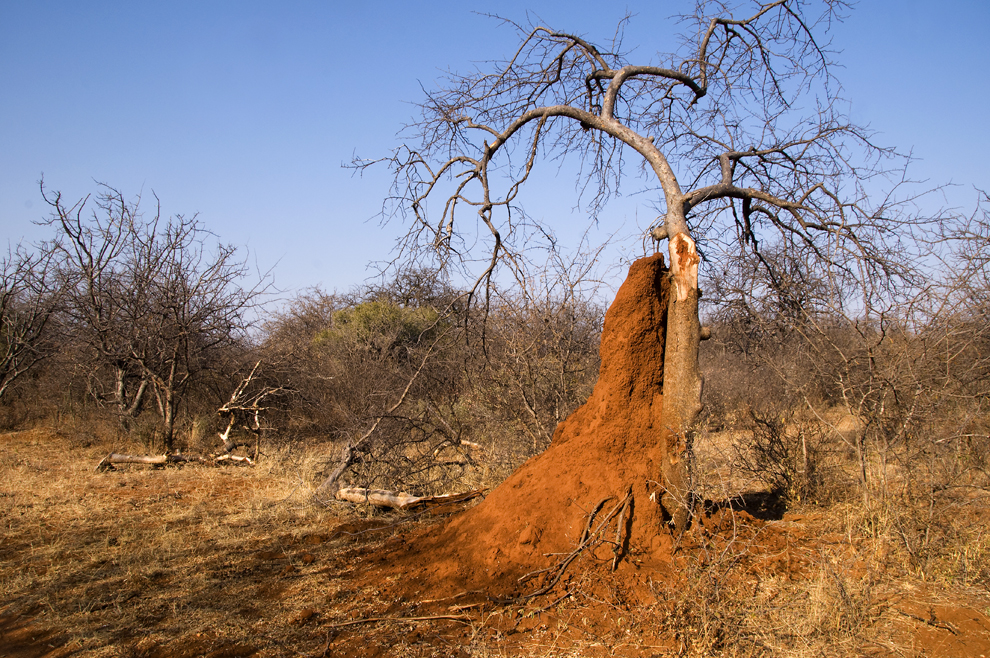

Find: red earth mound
<box><xmin>389</xmin><ymin>253</ymin><xmax>680</xmax><ymax>598</ymax></box>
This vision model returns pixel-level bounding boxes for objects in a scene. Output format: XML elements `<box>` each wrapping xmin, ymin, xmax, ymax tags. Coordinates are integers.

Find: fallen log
<box><xmin>96</xmin><ymin>451</ymin><xmax>258</xmax><ymax>471</ymax></box>
<box><xmin>335</xmin><ymin>487</ymin><xmax>484</xmax><ymax>510</ymax></box>
<box><xmin>214</xmin><ymin>454</ymin><xmax>255</xmax><ymax>466</ymax></box>
<box><xmin>96</xmin><ymin>452</ymin><xmax>208</xmax><ymax>472</ymax></box>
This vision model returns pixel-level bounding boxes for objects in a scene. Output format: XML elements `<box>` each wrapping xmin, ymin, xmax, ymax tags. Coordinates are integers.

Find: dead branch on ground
<box><xmin>216</xmin><ymin>360</ymin><xmax>289</xmax><ymax>459</ymax></box>
<box><xmin>335</xmin><ymin>487</ymin><xmax>484</xmax><ymax>510</ymax></box>
<box><xmin>96</xmin><ymin>452</ymin><xmax>209</xmax><ymax>471</ymax></box>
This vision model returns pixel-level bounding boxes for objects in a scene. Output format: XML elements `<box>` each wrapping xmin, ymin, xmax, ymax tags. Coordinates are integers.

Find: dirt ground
<box><xmin>2</xmin><ymin>428</ymin><xmax>989</xmax><ymax>657</ymax></box>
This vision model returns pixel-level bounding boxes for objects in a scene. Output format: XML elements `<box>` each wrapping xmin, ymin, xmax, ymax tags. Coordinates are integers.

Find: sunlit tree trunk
<box><xmin>660</xmin><ymin>219</ymin><xmax>704</xmax><ymax>533</ymax></box>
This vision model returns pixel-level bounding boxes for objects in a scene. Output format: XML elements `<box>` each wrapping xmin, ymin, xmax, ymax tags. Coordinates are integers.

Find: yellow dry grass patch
<box><xmin>0</xmin><ymin>428</ymin><xmax>359</xmax><ymax>657</ymax></box>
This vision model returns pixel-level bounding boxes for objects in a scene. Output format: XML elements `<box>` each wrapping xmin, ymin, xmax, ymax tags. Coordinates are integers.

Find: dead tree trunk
<box><xmin>314</xmin><ymin>442</ymin><xmax>356</xmax><ymax>501</ymax></box>
<box><xmin>659</xmin><ymin>229</ymin><xmax>704</xmax><ymax>534</ymax></box>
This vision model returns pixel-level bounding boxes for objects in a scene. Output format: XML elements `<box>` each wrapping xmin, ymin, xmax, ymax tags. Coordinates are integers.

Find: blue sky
<box><xmin>2</xmin><ymin>1</ymin><xmax>987</xmax><ymax>298</ymax></box>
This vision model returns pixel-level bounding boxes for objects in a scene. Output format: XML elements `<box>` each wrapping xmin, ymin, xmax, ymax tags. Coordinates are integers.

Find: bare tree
<box><xmin>41</xmin><ymin>181</ymin><xmax>267</xmax><ymax>450</ymax></box>
<box><xmin>934</xmin><ymin>190</ymin><xmax>990</xmax><ymax>398</ymax></box>
<box><xmin>364</xmin><ymin>0</ymin><xmax>922</xmax><ymax>531</ymax></box>
<box><xmin>40</xmin><ymin>183</ymin><xmax>151</xmax><ymax>423</ymax></box>
<box><xmin>0</xmin><ymin>244</ymin><xmax>62</xmax><ymax>401</ymax></box>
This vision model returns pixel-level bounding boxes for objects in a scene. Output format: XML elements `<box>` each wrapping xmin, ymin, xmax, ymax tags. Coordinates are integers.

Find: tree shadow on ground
<box><xmin>701</xmin><ymin>489</ymin><xmax>787</xmax><ymax>521</ymax></box>
<box><xmin>0</xmin><ymin>607</ymin><xmax>71</xmax><ymax>658</ymax></box>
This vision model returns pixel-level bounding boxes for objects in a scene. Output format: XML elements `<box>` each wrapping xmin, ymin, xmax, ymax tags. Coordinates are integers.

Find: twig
<box><xmin>307</xmin><ymin>613</ymin><xmax>474</xmax><ymax>657</ymax></box>
<box><xmin>581</xmin><ymin>497</ymin><xmax>611</xmax><ymax>545</ymax></box>
<box><xmin>519</xmin><ymin>496</ymin><xmax>610</xmax><ymax>585</ymax></box>
<box><xmin>326</xmin><ymin>614</ymin><xmax>472</xmax><ymax>629</ymax></box>
<box><xmin>611</xmin><ymin>486</ymin><xmax>633</xmax><ymax>571</ymax></box>
<box><xmin>894</xmin><ymin>608</ymin><xmax>959</xmax><ymax>635</ymax></box>
<box><xmin>524</xmin><ymin>591</ymin><xmax>571</xmax><ymax>617</ymax></box>
<box><xmin>418</xmin><ymin>590</ymin><xmax>484</xmax><ymax>606</ymax></box>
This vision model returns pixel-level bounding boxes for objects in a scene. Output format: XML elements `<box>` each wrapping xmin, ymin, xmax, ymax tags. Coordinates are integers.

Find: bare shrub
<box><xmin>261</xmin><ymin>260</ymin><xmax>605</xmax><ymax>497</ymax></box>
<box><xmin>731</xmin><ymin>406</ymin><xmax>836</xmax><ymax>505</ymax></box>
<box><xmin>0</xmin><ymin>243</ymin><xmax>62</xmax><ymax>406</ymax></box>
<box><xmin>261</xmin><ymin>270</ymin><xmax>479</xmax><ymax>496</ymax></box>
<box><xmin>467</xmin><ymin>289</ymin><xmax>602</xmax><ymax>479</ymax></box>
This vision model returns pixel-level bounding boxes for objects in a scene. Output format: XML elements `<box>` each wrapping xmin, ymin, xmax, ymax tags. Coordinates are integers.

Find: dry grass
<box><xmin>0</xmin><ymin>428</ymin><xmax>379</xmax><ymax>656</ymax></box>
<box><xmin>2</xmin><ymin>426</ymin><xmax>989</xmax><ymax>657</ymax></box>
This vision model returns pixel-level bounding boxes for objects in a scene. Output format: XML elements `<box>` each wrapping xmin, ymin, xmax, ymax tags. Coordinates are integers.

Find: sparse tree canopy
<box><xmin>368</xmin><ymin>0</ymin><xmax>927</xmax><ymax>532</ymax></box>
<box><xmin>0</xmin><ymin>244</ymin><xmax>62</xmax><ymax>400</ymax></box>
<box><xmin>376</xmin><ymin>0</ymin><xmax>915</xmax><ymax>281</ymax></box>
